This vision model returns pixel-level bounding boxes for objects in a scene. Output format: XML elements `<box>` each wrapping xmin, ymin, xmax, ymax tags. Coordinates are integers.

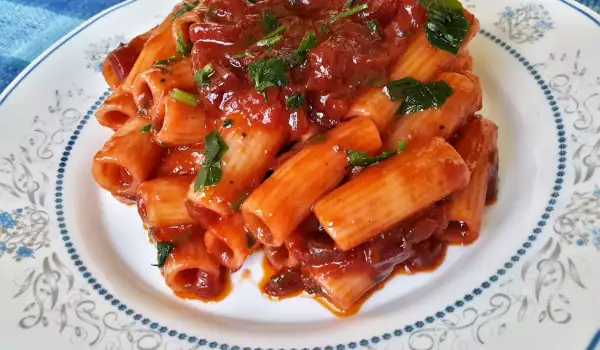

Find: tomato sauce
<box><xmin>188</xmin><ymin>0</ymin><xmax>427</xmax><ymax>133</ymax></box>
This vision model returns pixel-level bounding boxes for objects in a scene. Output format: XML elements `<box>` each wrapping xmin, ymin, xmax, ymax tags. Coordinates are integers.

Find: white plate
<box><xmin>1</xmin><ymin>0</ymin><xmax>600</xmax><ymax>349</ymax></box>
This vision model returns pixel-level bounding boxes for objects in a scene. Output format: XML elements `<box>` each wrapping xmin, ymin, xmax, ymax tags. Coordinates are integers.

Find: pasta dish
<box><xmin>93</xmin><ymin>0</ymin><xmax>498</xmax><ymax>315</ymax></box>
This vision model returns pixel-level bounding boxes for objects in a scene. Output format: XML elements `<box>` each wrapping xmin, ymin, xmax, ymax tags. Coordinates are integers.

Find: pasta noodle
<box><xmin>92</xmin><ymin>117</ymin><xmax>162</xmax><ymax>199</ymax></box>
<box><xmin>443</xmin><ymin>116</ymin><xmax>499</xmax><ymax>243</ymax></box>
<box><xmin>242</xmin><ymin>117</ymin><xmax>382</xmax><ymax>247</ymax></box>
<box><xmin>93</xmin><ymin>0</ymin><xmax>498</xmax><ymax>314</ymax></box>
<box><xmin>383</xmin><ymin>71</ymin><xmax>482</xmax><ymax>148</ymax></box>
<box><xmin>313</xmin><ymin>137</ymin><xmax>470</xmax><ymax>251</ymax></box>
<box><xmin>95</xmin><ymin>88</ymin><xmax>139</xmax><ymax>130</ymax></box>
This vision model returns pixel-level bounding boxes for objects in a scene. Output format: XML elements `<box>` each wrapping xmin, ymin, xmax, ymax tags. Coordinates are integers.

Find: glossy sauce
<box><xmin>174</xmin><ymin>268</ymin><xmax>233</xmax><ymax>302</ymax></box>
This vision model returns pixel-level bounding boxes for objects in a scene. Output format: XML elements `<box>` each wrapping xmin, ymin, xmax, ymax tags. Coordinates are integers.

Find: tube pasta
<box><xmin>92</xmin><ymin>117</ymin><xmax>162</xmax><ymax>199</ymax></box>
<box><xmin>445</xmin><ymin>117</ymin><xmax>499</xmax><ymax>243</ymax></box>
<box><xmin>314</xmin><ymin>137</ymin><xmax>470</xmax><ymax>251</ymax></box>
<box><xmin>155</xmin><ymin>96</ymin><xmax>211</xmax><ymax>146</ymax></box>
<box><xmin>187</xmin><ymin>113</ymin><xmax>287</xmax><ymax>218</ymax></box>
<box><xmin>383</xmin><ymin>71</ymin><xmax>482</xmax><ymax>148</ymax></box>
<box><xmin>242</xmin><ymin>117</ymin><xmax>382</xmax><ymax>247</ymax></box>
<box><xmin>131</xmin><ymin>58</ymin><xmax>195</xmax><ymax>121</ymax></box>
<box><xmin>204</xmin><ymin>213</ymin><xmax>251</xmax><ymax>271</ymax></box>
<box><xmin>137</xmin><ymin>176</ymin><xmax>196</xmax><ymax>228</ymax></box>
<box><xmin>96</xmin><ymin>88</ymin><xmax>139</xmax><ymax>130</ymax></box>
<box><xmin>346</xmin><ymin>11</ymin><xmax>480</xmax><ymax>132</ymax></box>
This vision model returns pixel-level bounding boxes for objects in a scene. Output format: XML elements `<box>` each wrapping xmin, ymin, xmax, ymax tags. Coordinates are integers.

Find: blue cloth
<box><xmin>0</xmin><ymin>0</ymin><xmax>598</xmax><ymax>92</ymax></box>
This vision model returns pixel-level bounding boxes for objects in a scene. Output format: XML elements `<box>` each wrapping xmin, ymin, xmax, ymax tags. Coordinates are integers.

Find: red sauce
<box><xmin>174</xmin><ymin>267</ymin><xmax>233</xmax><ymax>302</ymax></box>
<box><xmin>188</xmin><ymin>0</ymin><xmax>426</xmax><ymax>131</ymax></box>
<box><xmin>259</xmin><ymin>206</ymin><xmax>450</xmax><ymax>315</ymax></box>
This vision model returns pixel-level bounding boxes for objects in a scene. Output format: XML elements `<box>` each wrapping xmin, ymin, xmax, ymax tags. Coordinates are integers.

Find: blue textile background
<box><xmin>0</xmin><ymin>0</ymin><xmax>598</xmax><ymax>92</ymax></box>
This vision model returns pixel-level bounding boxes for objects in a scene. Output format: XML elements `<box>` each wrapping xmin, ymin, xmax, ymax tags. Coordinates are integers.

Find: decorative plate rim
<box><xmin>2</xmin><ymin>0</ymin><xmax>598</xmax><ymax>348</ymax></box>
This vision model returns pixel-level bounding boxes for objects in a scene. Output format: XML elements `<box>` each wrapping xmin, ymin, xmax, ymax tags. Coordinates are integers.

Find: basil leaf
<box><xmin>397</xmin><ymin>81</ymin><xmax>454</xmax><ymax>115</ymax></box>
<box><xmin>262</xmin><ymin>9</ymin><xmax>281</xmax><ymax>33</ymax></box>
<box><xmin>248</xmin><ymin>56</ymin><xmax>289</xmax><ymax>95</ymax></box>
<box><xmin>285</xmin><ymin>93</ymin><xmax>305</xmax><ymax>109</ymax></box>
<box><xmin>155</xmin><ymin>242</ymin><xmax>174</xmax><ymax>268</ymax></box>
<box><xmin>223</xmin><ymin>119</ymin><xmax>234</xmax><ymax>127</ymax></box>
<box><xmin>195</xmin><ymin>63</ymin><xmax>215</xmax><ymax>87</ymax></box>
<box><xmin>347</xmin><ymin>149</ymin><xmax>396</xmax><ymax>166</ymax></box>
<box><xmin>173</xmin><ymin>1</ymin><xmax>199</xmax><ymax>20</ymax></box>
<box><xmin>176</xmin><ymin>29</ymin><xmax>193</xmax><ymax>57</ymax></box>
<box><xmin>419</xmin><ymin>0</ymin><xmax>470</xmax><ymax>54</ymax></box>
<box><xmin>139</xmin><ymin>123</ymin><xmax>152</xmax><ymax>134</ymax></box>
<box><xmin>194</xmin><ymin>131</ymin><xmax>229</xmax><ymax>191</ymax></box>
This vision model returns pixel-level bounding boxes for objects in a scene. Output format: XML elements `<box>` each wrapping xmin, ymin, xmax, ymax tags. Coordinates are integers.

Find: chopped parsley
<box><xmin>288</xmin><ymin>31</ymin><xmax>318</xmax><ymax>66</ymax></box>
<box><xmin>285</xmin><ymin>93</ymin><xmax>305</xmax><ymax>109</ymax></box>
<box><xmin>139</xmin><ymin>123</ymin><xmax>152</xmax><ymax>134</ymax></box>
<box><xmin>170</xmin><ymin>88</ymin><xmax>198</xmax><ymax>106</ymax></box>
<box><xmin>154</xmin><ymin>242</ymin><xmax>174</xmax><ymax>268</ymax></box>
<box><xmin>248</xmin><ymin>56</ymin><xmax>288</xmax><ymax>97</ymax></box>
<box><xmin>419</xmin><ymin>0</ymin><xmax>470</xmax><ymax>54</ymax></box>
<box><xmin>172</xmin><ymin>1</ymin><xmax>199</xmax><ymax>20</ymax></box>
<box><xmin>366</xmin><ymin>19</ymin><xmax>379</xmax><ymax>35</ymax></box>
<box><xmin>176</xmin><ymin>29</ymin><xmax>193</xmax><ymax>56</ymax></box>
<box><xmin>343</xmin><ymin>0</ymin><xmax>355</xmax><ymax>8</ymax></box>
<box><xmin>347</xmin><ymin>148</ymin><xmax>396</xmax><ymax>166</ymax></box>
<box><xmin>154</xmin><ymin>55</ymin><xmax>181</xmax><ymax>68</ymax></box>
<box><xmin>385</xmin><ymin>77</ymin><xmax>454</xmax><ymax>114</ymax></box>
<box><xmin>231</xmin><ymin>191</ymin><xmax>250</xmax><ymax>211</ymax></box>
<box><xmin>232</xmin><ymin>50</ymin><xmax>255</xmax><ymax>59</ymax></box>
<box><xmin>223</xmin><ymin>119</ymin><xmax>234</xmax><ymax>127</ymax></box>
<box><xmin>194</xmin><ymin>131</ymin><xmax>229</xmax><ymax>191</ymax></box>
<box><xmin>385</xmin><ymin>77</ymin><xmax>454</xmax><ymax>115</ymax></box>
<box><xmin>306</xmin><ymin>133</ymin><xmax>327</xmax><ymax>144</ymax></box>
<box><xmin>397</xmin><ymin>139</ymin><xmax>407</xmax><ymax>152</ymax></box>
<box><xmin>194</xmin><ymin>63</ymin><xmax>215</xmax><ymax>88</ymax></box>
<box><xmin>323</xmin><ymin>3</ymin><xmax>368</xmax><ymax>31</ymax></box>
<box><xmin>262</xmin><ymin>9</ymin><xmax>281</xmax><ymax>33</ymax></box>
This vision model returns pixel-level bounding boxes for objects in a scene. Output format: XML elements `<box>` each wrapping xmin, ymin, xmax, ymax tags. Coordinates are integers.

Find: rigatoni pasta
<box><xmin>93</xmin><ymin>0</ymin><xmax>498</xmax><ymax>314</ymax></box>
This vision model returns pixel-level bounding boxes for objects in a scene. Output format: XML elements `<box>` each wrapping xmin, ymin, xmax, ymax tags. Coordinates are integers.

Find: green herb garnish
<box><xmin>231</xmin><ymin>191</ymin><xmax>250</xmax><ymax>211</ymax></box>
<box><xmin>343</xmin><ymin>0</ymin><xmax>355</xmax><ymax>8</ymax></box>
<box><xmin>139</xmin><ymin>123</ymin><xmax>152</xmax><ymax>134</ymax></box>
<box><xmin>154</xmin><ymin>242</ymin><xmax>174</xmax><ymax>268</ymax></box>
<box><xmin>419</xmin><ymin>0</ymin><xmax>470</xmax><ymax>55</ymax></box>
<box><xmin>194</xmin><ymin>131</ymin><xmax>229</xmax><ymax>191</ymax></box>
<box><xmin>366</xmin><ymin>19</ymin><xmax>379</xmax><ymax>35</ymax></box>
<box><xmin>324</xmin><ymin>3</ymin><xmax>368</xmax><ymax>28</ymax></box>
<box><xmin>285</xmin><ymin>93</ymin><xmax>305</xmax><ymax>109</ymax></box>
<box><xmin>154</xmin><ymin>55</ymin><xmax>181</xmax><ymax>67</ymax></box>
<box><xmin>173</xmin><ymin>1</ymin><xmax>199</xmax><ymax>20</ymax></box>
<box><xmin>385</xmin><ymin>77</ymin><xmax>454</xmax><ymax>115</ymax></box>
<box><xmin>288</xmin><ymin>31</ymin><xmax>318</xmax><ymax>66</ymax></box>
<box><xmin>176</xmin><ymin>29</ymin><xmax>193</xmax><ymax>56</ymax></box>
<box><xmin>347</xmin><ymin>148</ymin><xmax>396</xmax><ymax>166</ymax></box>
<box><xmin>397</xmin><ymin>139</ymin><xmax>407</xmax><ymax>153</ymax></box>
<box><xmin>248</xmin><ymin>56</ymin><xmax>289</xmax><ymax>97</ymax></box>
<box><xmin>262</xmin><ymin>9</ymin><xmax>281</xmax><ymax>33</ymax></box>
<box><xmin>306</xmin><ymin>133</ymin><xmax>327</xmax><ymax>144</ymax></box>
<box><xmin>223</xmin><ymin>119</ymin><xmax>233</xmax><ymax>127</ymax></box>
<box><xmin>194</xmin><ymin>63</ymin><xmax>215</xmax><ymax>88</ymax></box>
<box><xmin>170</xmin><ymin>88</ymin><xmax>198</xmax><ymax>106</ymax></box>
<box><xmin>232</xmin><ymin>50</ymin><xmax>255</xmax><ymax>59</ymax></box>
